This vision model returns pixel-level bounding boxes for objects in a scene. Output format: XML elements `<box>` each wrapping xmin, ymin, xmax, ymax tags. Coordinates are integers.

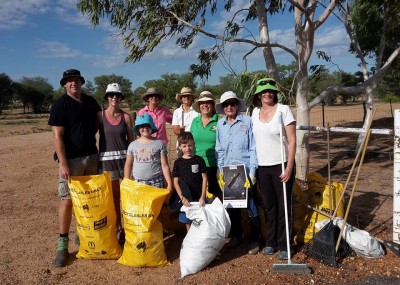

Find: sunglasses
<box><xmin>222</xmin><ymin>100</ymin><xmax>238</xmax><ymax>108</ymax></box>
<box><xmin>257</xmin><ymin>79</ymin><xmax>276</xmax><ymax>86</ymax></box>
<box><xmin>108</xmin><ymin>93</ymin><xmax>123</xmax><ymax>99</ymax></box>
<box><xmin>147</xmin><ymin>94</ymin><xmax>160</xmax><ymax>98</ymax></box>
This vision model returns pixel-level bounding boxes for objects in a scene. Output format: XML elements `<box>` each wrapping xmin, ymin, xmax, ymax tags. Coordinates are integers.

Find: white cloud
<box><xmin>0</xmin><ymin>0</ymin><xmax>50</xmax><ymax>30</ymax></box>
<box><xmin>35</xmin><ymin>40</ymin><xmax>83</xmax><ymax>58</ymax></box>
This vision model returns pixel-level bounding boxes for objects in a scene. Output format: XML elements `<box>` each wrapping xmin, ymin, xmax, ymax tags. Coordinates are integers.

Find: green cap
<box><xmin>254</xmin><ymin>77</ymin><xmax>280</xmax><ymax>95</ymax></box>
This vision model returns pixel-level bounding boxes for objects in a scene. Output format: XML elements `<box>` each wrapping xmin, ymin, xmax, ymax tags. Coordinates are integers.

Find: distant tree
<box><xmin>83</xmin><ymin>80</ymin><xmax>96</xmax><ymax>97</ymax></box>
<box><xmin>136</xmin><ymin>72</ymin><xmax>197</xmax><ymax>109</ymax></box>
<box><xmin>16</xmin><ymin>77</ymin><xmax>54</xmax><ymax>113</ymax></box>
<box><xmin>0</xmin><ymin>73</ymin><xmax>14</xmax><ymax>114</ymax></box>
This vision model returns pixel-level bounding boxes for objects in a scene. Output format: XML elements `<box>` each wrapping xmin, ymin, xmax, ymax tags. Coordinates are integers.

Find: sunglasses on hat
<box><xmin>257</xmin><ymin>79</ymin><xmax>276</xmax><ymax>86</ymax></box>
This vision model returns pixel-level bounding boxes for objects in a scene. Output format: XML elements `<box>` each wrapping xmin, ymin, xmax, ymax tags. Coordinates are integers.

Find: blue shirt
<box><xmin>215</xmin><ymin>113</ymin><xmax>258</xmax><ymax>176</ymax></box>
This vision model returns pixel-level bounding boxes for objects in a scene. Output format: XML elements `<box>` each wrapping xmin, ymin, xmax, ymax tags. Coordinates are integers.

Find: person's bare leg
<box><xmin>111</xmin><ymin>180</ymin><xmax>122</xmax><ymax>230</ymax></box>
<box><xmin>59</xmin><ymin>199</ymin><xmax>72</xmax><ymax>234</ymax></box>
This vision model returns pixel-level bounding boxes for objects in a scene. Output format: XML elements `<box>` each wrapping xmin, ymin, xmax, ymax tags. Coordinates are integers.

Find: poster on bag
<box><xmin>222</xmin><ymin>164</ymin><xmax>248</xmax><ymax>208</ymax></box>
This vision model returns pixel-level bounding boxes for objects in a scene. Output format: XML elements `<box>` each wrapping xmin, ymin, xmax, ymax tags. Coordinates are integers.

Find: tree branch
<box><xmin>166</xmin><ymin>9</ymin><xmax>298</xmax><ymax>60</ymax></box>
<box><xmin>308</xmin><ymin>47</ymin><xmax>400</xmax><ymax>108</ymax></box>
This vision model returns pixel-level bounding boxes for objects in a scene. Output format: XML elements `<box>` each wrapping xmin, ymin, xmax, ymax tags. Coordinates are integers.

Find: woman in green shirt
<box><xmin>190</xmin><ymin>91</ymin><xmax>222</xmax><ymax>199</ymax></box>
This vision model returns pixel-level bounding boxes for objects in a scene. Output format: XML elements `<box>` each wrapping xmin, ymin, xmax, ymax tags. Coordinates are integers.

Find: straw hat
<box><xmin>193</xmin><ymin>91</ymin><xmax>215</xmax><ymax>113</ymax></box>
<box><xmin>175</xmin><ymin>87</ymin><xmax>198</xmax><ymax>102</ymax></box>
<box><xmin>141</xmin><ymin>87</ymin><xmax>165</xmax><ymax>101</ymax></box>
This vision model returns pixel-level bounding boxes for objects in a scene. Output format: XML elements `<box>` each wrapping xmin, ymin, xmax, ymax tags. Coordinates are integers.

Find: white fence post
<box><xmin>394</xmin><ymin>110</ymin><xmax>400</xmax><ymax>243</ymax></box>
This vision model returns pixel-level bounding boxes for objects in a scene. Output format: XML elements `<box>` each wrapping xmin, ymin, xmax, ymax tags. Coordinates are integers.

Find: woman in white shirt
<box><xmin>251</xmin><ymin>78</ymin><xmax>296</xmax><ymax>261</ymax></box>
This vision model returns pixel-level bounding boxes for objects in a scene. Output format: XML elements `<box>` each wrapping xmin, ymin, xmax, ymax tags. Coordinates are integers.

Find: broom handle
<box><xmin>280</xmin><ymin>122</ymin><xmax>292</xmax><ymax>263</ymax></box>
<box><xmin>332</xmin><ymin>109</ymin><xmax>377</xmax><ymax>218</ymax></box>
<box><xmin>335</xmin><ymin>129</ymin><xmax>371</xmax><ymax>252</ymax></box>
<box><xmin>327</xmin><ymin>123</ymin><xmax>332</xmax><ymax>217</ymax></box>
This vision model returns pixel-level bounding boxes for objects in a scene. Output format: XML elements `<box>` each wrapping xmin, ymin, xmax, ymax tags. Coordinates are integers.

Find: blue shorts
<box><xmin>178</xmin><ymin>211</ymin><xmax>192</xmax><ymax>224</ymax></box>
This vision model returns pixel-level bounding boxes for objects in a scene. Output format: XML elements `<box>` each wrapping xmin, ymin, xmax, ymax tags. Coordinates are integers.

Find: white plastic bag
<box><xmin>315</xmin><ymin>218</ymin><xmax>385</xmax><ymax>259</ymax></box>
<box><xmin>179</xmin><ymin>198</ymin><xmax>231</xmax><ymax>277</ymax></box>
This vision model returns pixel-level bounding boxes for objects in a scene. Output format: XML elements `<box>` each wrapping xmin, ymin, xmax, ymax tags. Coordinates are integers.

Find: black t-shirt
<box><xmin>172</xmin><ymin>155</ymin><xmax>207</xmax><ymax>201</ymax></box>
<box><xmin>48</xmin><ymin>93</ymin><xmax>101</xmax><ymax>159</ymax></box>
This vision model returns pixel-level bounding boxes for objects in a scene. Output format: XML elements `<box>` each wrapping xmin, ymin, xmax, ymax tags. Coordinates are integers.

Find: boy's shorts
<box><xmin>178</xmin><ymin>211</ymin><xmax>192</xmax><ymax>224</ymax></box>
<box><xmin>58</xmin><ymin>154</ymin><xmax>99</xmax><ymax>200</ymax></box>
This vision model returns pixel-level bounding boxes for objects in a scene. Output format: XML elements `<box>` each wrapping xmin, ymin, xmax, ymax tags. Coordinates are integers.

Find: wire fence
<box><xmin>293</xmin><ymin>102</ymin><xmax>396</xmax><ymax>238</ymax></box>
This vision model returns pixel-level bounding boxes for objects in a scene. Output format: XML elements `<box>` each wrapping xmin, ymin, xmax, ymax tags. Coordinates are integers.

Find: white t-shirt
<box><xmin>172</xmin><ymin>105</ymin><xmax>199</xmax><ymax>131</ymax></box>
<box><xmin>252</xmin><ymin>104</ymin><xmax>296</xmax><ymax>166</ymax></box>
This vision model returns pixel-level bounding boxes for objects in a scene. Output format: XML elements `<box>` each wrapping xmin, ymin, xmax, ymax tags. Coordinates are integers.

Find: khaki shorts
<box><xmin>58</xmin><ymin>154</ymin><xmax>99</xmax><ymax>199</ymax></box>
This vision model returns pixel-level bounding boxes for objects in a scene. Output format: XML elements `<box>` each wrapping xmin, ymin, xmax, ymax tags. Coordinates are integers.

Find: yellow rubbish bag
<box><xmin>68</xmin><ymin>173</ymin><xmax>122</xmax><ymax>259</ymax></box>
<box><xmin>118</xmin><ymin>179</ymin><xmax>170</xmax><ymax>267</ymax></box>
<box><xmin>303</xmin><ymin>173</ymin><xmax>345</xmax><ymax>243</ymax></box>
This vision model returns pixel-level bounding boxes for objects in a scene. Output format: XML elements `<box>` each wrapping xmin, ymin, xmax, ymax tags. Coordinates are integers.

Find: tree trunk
<box><xmin>295</xmin><ymin>67</ymin><xmax>310</xmax><ymax>182</ymax></box>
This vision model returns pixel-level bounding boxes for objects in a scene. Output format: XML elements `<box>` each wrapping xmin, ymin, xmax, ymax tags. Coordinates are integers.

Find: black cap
<box><xmin>60</xmin><ymin>69</ymin><xmax>85</xmax><ymax>86</ymax></box>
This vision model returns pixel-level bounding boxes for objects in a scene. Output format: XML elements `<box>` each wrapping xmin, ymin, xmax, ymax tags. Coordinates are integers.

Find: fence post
<box><xmin>393</xmin><ymin>109</ymin><xmax>400</xmax><ymax>243</ymax></box>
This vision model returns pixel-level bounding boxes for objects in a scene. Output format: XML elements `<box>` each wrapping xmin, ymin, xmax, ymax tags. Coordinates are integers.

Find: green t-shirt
<box><xmin>190</xmin><ymin>113</ymin><xmax>219</xmax><ymax>167</ymax></box>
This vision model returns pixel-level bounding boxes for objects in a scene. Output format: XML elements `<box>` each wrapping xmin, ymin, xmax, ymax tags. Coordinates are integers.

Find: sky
<box><xmin>0</xmin><ymin>0</ymin><xmax>365</xmax><ymax>91</ymax></box>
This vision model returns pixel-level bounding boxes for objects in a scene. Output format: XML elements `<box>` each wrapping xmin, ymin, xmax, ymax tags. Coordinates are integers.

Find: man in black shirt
<box><xmin>48</xmin><ymin>69</ymin><xmax>101</xmax><ymax>267</ymax></box>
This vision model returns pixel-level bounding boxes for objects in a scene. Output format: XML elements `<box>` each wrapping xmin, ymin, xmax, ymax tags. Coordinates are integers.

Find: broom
<box><xmin>271</xmin><ymin>120</ymin><xmax>312</xmax><ymax>274</ymax></box>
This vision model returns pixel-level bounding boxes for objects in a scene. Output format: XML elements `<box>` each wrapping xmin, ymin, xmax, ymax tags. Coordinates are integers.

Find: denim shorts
<box><xmin>58</xmin><ymin>154</ymin><xmax>99</xmax><ymax>200</ymax></box>
<box><xmin>178</xmin><ymin>211</ymin><xmax>192</xmax><ymax>224</ymax></box>
<box><xmin>135</xmin><ymin>175</ymin><xmax>164</xmax><ymax>188</ymax></box>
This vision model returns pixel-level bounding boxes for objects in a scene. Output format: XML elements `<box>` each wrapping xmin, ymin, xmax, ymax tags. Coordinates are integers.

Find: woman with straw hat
<box><xmin>190</xmin><ymin>91</ymin><xmax>222</xmax><ymax>200</ymax></box>
<box><xmin>251</xmin><ymin>77</ymin><xmax>296</xmax><ymax>260</ymax></box>
<box><xmin>172</xmin><ymin>87</ymin><xmax>199</xmax><ymax>135</ymax></box>
<box><xmin>138</xmin><ymin>87</ymin><xmax>173</xmax><ymax>146</ymax></box>
<box><xmin>172</xmin><ymin>87</ymin><xmax>199</xmax><ymax>156</ymax></box>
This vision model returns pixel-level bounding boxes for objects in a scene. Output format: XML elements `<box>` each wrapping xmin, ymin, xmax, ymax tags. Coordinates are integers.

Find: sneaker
<box><xmin>117</xmin><ymin>228</ymin><xmax>125</xmax><ymax>245</ymax></box>
<box><xmin>54</xmin><ymin>249</ymin><xmax>69</xmax><ymax>267</ymax></box>
<box><xmin>278</xmin><ymin>250</ymin><xmax>288</xmax><ymax>260</ymax></box>
<box><xmin>227</xmin><ymin>237</ymin><xmax>242</xmax><ymax>248</ymax></box>
<box><xmin>248</xmin><ymin>242</ymin><xmax>260</xmax><ymax>255</ymax></box>
<box><xmin>262</xmin><ymin>246</ymin><xmax>276</xmax><ymax>255</ymax></box>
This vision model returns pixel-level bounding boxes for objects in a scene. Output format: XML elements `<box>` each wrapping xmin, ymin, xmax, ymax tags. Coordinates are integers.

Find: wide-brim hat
<box><xmin>141</xmin><ymin>87</ymin><xmax>165</xmax><ymax>101</ymax></box>
<box><xmin>215</xmin><ymin>91</ymin><xmax>246</xmax><ymax>114</ymax></box>
<box><xmin>132</xmin><ymin>113</ymin><xmax>158</xmax><ymax>136</ymax></box>
<box><xmin>175</xmin><ymin>87</ymin><xmax>198</xmax><ymax>102</ymax></box>
<box><xmin>193</xmin><ymin>91</ymin><xmax>215</xmax><ymax>113</ymax></box>
<box><xmin>60</xmin><ymin>69</ymin><xmax>85</xmax><ymax>86</ymax></box>
<box><xmin>104</xmin><ymin>83</ymin><xmax>125</xmax><ymax>100</ymax></box>
<box><xmin>252</xmin><ymin>77</ymin><xmax>280</xmax><ymax>106</ymax></box>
